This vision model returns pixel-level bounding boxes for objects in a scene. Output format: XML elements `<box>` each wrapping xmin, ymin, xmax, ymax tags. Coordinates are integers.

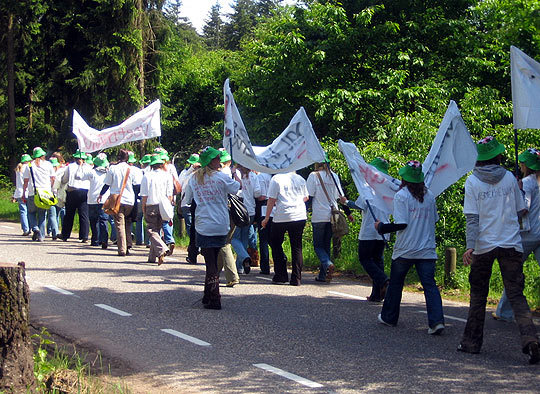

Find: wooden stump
<box><xmin>0</xmin><ymin>262</ymin><xmax>36</xmax><ymax>391</ymax></box>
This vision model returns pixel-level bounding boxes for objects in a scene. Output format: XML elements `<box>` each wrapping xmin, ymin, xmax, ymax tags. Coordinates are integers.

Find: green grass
<box><xmin>0</xmin><ymin>187</ymin><xmax>20</xmax><ymax>222</ymax></box>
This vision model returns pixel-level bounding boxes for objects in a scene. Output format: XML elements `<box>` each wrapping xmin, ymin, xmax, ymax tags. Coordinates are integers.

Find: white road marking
<box><xmin>257</xmin><ymin>276</ymin><xmax>273</xmax><ymax>281</ymax></box>
<box><xmin>94</xmin><ymin>304</ymin><xmax>132</xmax><ymax>316</ymax></box>
<box><xmin>161</xmin><ymin>329</ymin><xmax>211</xmax><ymax>346</ymax></box>
<box><xmin>45</xmin><ymin>285</ymin><xmax>74</xmax><ymax>296</ymax></box>
<box><xmin>253</xmin><ymin>363</ymin><xmax>323</xmax><ymax>388</ymax></box>
<box><xmin>327</xmin><ymin>291</ymin><xmax>367</xmax><ymax>301</ymax></box>
<box><xmin>417</xmin><ymin>310</ymin><xmax>467</xmax><ymax>323</ymax></box>
<box><xmin>1</xmin><ymin>225</ymin><xmax>14</xmax><ymax>229</ymax></box>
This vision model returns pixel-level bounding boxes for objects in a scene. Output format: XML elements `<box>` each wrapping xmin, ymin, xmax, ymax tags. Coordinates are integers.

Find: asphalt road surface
<box><xmin>1</xmin><ymin>221</ymin><xmax>539</xmax><ymax>392</ymax></box>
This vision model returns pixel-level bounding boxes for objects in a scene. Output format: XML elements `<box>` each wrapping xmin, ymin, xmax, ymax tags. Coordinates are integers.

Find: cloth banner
<box><xmin>511</xmin><ymin>46</ymin><xmax>540</xmax><ymax>129</ymax></box>
<box><xmin>422</xmin><ymin>100</ymin><xmax>477</xmax><ymax>197</ymax></box>
<box><xmin>338</xmin><ymin>140</ymin><xmax>401</xmax><ymax>216</ymax></box>
<box><xmin>223</xmin><ymin>79</ymin><xmax>326</xmax><ymax>174</ymax></box>
<box><xmin>73</xmin><ymin>100</ymin><xmax>161</xmax><ymax>153</ymax></box>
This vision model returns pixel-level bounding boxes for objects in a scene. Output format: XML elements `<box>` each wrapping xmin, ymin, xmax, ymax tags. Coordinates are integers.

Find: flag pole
<box><xmin>514</xmin><ymin>129</ymin><xmax>520</xmax><ymax>176</ymax></box>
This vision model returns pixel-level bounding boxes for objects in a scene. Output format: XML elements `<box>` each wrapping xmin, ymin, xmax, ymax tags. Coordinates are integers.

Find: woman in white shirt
<box><xmin>141</xmin><ymin>154</ymin><xmax>173</xmax><ymax>265</ymax></box>
<box><xmin>375</xmin><ymin>161</ymin><xmax>444</xmax><ymax>335</ymax></box>
<box><xmin>184</xmin><ymin>147</ymin><xmax>240</xmax><ymax>309</ymax></box>
<box><xmin>13</xmin><ymin>154</ymin><xmax>32</xmax><ymax>235</ymax></box>
<box><xmin>261</xmin><ymin>172</ymin><xmax>309</xmax><ymax>286</ymax></box>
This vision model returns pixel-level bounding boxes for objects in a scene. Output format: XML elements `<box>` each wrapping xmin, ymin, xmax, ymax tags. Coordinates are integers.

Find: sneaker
<box><xmin>457</xmin><ymin>343</ymin><xmax>480</xmax><ymax>354</ymax></box>
<box><xmin>226</xmin><ymin>280</ymin><xmax>240</xmax><ymax>287</ymax></box>
<box><xmin>377</xmin><ymin>313</ymin><xmax>395</xmax><ymax>327</ymax></box>
<box><xmin>102</xmin><ymin>242</ymin><xmax>108</xmax><ymax>249</ymax></box>
<box><xmin>81</xmin><ymin>238</ymin><xmax>88</xmax><ymax>243</ymax></box>
<box><xmin>315</xmin><ymin>277</ymin><xmax>326</xmax><ymax>283</ymax></box>
<box><xmin>523</xmin><ymin>342</ymin><xmax>540</xmax><ymax>365</ymax></box>
<box><xmin>22</xmin><ymin>231</ymin><xmax>30</xmax><ymax>236</ymax></box>
<box><xmin>32</xmin><ymin>230</ymin><xmax>39</xmax><ymax>241</ymax></box>
<box><xmin>242</xmin><ymin>257</ymin><xmax>251</xmax><ymax>274</ymax></box>
<box><xmin>326</xmin><ymin>264</ymin><xmax>335</xmax><ymax>282</ymax></box>
<box><xmin>491</xmin><ymin>312</ymin><xmax>515</xmax><ymax>323</ymax></box>
<box><xmin>166</xmin><ymin>243</ymin><xmax>175</xmax><ymax>256</ymax></box>
<box><xmin>428</xmin><ymin>323</ymin><xmax>445</xmax><ymax>335</ymax></box>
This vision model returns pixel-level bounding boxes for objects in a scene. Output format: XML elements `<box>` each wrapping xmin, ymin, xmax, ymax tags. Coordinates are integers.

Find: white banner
<box><xmin>73</xmin><ymin>100</ymin><xmax>161</xmax><ymax>153</ymax></box>
<box><xmin>422</xmin><ymin>100</ymin><xmax>477</xmax><ymax>197</ymax></box>
<box><xmin>511</xmin><ymin>46</ymin><xmax>540</xmax><ymax>129</ymax></box>
<box><xmin>338</xmin><ymin>140</ymin><xmax>401</xmax><ymax>216</ymax></box>
<box><xmin>223</xmin><ymin>79</ymin><xmax>326</xmax><ymax>174</ymax></box>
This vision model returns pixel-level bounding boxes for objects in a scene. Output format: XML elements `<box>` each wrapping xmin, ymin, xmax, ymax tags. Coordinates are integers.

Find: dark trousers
<box><xmin>460</xmin><ymin>247</ymin><xmax>538</xmax><ymax>352</ymax></box>
<box><xmin>187</xmin><ymin>202</ymin><xmax>199</xmax><ymax>263</ymax></box>
<box><xmin>358</xmin><ymin>240</ymin><xmax>388</xmax><ymax>300</ymax></box>
<box><xmin>88</xmin><ymin>203</ymin><xmax>109</xmax><ymax>245</ymax></box>
<box><xmin>259</xmin><ymin>218</ymin><xmax>272</xmax><ymax>273</ymax></box>
<box><xmin>61</xmin><ymin>189</ymin><xmax>89</xmax><ymax>240</ymax></box>
<box><xmin>201</xmin><ymin>247</ymin><xmax>221</xmax><ymax>306</ymax></box>
<box><xmin>270</xmin><ymin>220</ymin><xmax>306</xmax><ymax>285</ymax></box>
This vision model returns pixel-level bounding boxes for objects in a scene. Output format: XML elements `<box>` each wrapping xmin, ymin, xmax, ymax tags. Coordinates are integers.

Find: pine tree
<box><xmin>203</xmin><ymin>2</ymin><xmax>224</xmax><ymax>49</ymax></box>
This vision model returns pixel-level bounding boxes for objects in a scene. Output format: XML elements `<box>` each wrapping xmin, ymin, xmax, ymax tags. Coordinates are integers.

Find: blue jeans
<box><xmin>496</xmin><ymin>239</ymin><xmax>540</xmax><ymax>320</ymax></box>
<box><xmin>381</xmin><ymin>258</ymin><xmax>444</xmax><ymax>328</ymax></box>
<box><xmin>358</xmin><ymin>240</ymin><xmax>388</xmax><ymax>300</ymax></box>
<box><xmin>181</xmin><ymin>206</ymin><xmax>192</xmax><ymax>236</ymax></box>
<box><xmin>47</xmin><ymin>205</ymin><xmax>59</xmax><ymax>237</ymax></box>
<box><xmin>135</xmin><ymin>203</ymin><xmax>145</xmax><ymax>245</ymax></box>
<box><xmin>27</xmin><ymin>197</ymin><xmax>46</xmax><ymax>240</ymax></box>
<box><xmin>162</xmin><ymin>220</ymin><xmax>174</xmax><ymax>245</ymax></box>
<box><xmin>231</xmin><ymin>216</ymin><xmax>254</xmax><ymax>273</ymax></box>
<box><xmin>109</xmin><ymin>215</ymin><xmax>117</xmax><ymax>241</ymax></box>
<box><xmin>248</xmin><ymin>222</ymin><xmax>257</xmax><ymax>249</ymax></box>
<box><xmin>88</xmin><ymin>204</ymin><xmax>109</xmax><ymax>245</ymax></box>
<box><xmin>312</xmin><ymin>222</ymin><xmax>333</xmax><ymax>280</ymax></box>
<box><xmin>259</xmin><ymin>218</ymin><xmax>271</xmax><ymax>273</ymax></box>
<box><xmin>17</xmin><ymin>198</ymin><xmax>29</xmax><ymax>233</ymax></box>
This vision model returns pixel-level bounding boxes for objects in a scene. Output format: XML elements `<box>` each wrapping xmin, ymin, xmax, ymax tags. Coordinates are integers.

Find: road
<box><xmin>1</xmin><ymin>221</ymin><xmax>539</xmax><ymax>392</ymax></box>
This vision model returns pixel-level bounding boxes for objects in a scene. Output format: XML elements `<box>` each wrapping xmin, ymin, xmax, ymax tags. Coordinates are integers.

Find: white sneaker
<box><xmin>377</xmin><ymin>313</ymin><xmax>394</xmax><ymax>327</ymax></box>
<box><xmin>428</xmin><ymin>323</ymin><xmax>445</xmax><ymax>335</ymax></box>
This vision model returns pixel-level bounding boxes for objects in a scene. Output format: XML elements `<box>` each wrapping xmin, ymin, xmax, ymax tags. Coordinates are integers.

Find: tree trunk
<box><xmin>7</xmin><ymin>12</ymin><xmax>18</xmax><ymax>183</ymax></box>
<box><xmin>0</xmin><ymin>262</ymin><xmax>36</xmax><ymax>392</ymax></box>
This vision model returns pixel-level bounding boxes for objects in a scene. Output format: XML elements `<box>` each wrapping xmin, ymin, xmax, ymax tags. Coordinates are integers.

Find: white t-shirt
<box><xmin>64</xmin><ymin>162</ymin><xmax>91</xmax><ymax>190</ymax></box>
<box><xmin>306</xmin><ymin>170</ymin><xmax>342</xmax><ymax>223</ymax></box>
<box><xmin>104</xmin><ymin>162</ymin><xmax>137</xmax><ymax>206</ymax></box>
<box><xmin>520</xmin><ymin>174</ymin><xmax>540</xmax><ymax>242</ymax></box>
<box><xmin>355</xmin><ymin>199</ymin><xmax>390</xmax><ymax>241</ymax></box>
<box><xmin>239</xmin><ymin>171</ymin><xmax>261</xmax><ymax>216</ymax></box>
<box><xmin>266</xmin><ymin>172</ymin><xmax>308</xmax><ymax>223</ymax></box>
<box><xmin>79</xmin><ymin>167</ymin><xmax>109</xmax><ymax>204</ymax></box>
<box><xmin>13</xmin><ymin>165</ymin><xmax>28</xmax><ymax>199</ymax></box>
<box><xmin>392</xmin><ymin>188</ymin><xmax>439</xmax><ymax>260</ymax></box>
<box><xmin>464</xmin><ymin>171</ymin><xmax>526</xmax><ymax>254</ymax></box>
<box><xmin>186</xmin><ymin>170</ymin><xmax>240</xmax><ymax>236</ymax></box>
<box><xmin>23</xmin><ymin>160</ymin><xmax>54</xmax><ymax>196</ymax></box>
<box><xmin>258</xmin><ymin>172</ymin><xmax>274</xmax><ymax>218</ymax></box>
<box><xmin>140</xmin><ymin>168</ymin><xmax>173</xmax><ymax>205</ymax></box>
<box><xmin>130</xmin><ymin>165</ymin><xmax>144</xmax><ymax>185</ymax></box>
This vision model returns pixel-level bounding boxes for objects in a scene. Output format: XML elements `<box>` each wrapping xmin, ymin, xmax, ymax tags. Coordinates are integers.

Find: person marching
<box><xmin>98</xmin><ymin>149</ymin><xmax>139</xmax><ymax>256</ymax></box>
<box><xmin>342</xmin><ymin>158</ymin><xmax>391</xmax><ymax>301</ymax></box>
<box><xmin>458</xmin><ymin>137</ymin><xmax>539</xmax><ymax>364</ymax></box>
<box><xmin>375</xmin><ymin>160</ymin><xmax>445</xmax><ymax>335</ymax></box>
<box><xmin>184</xmin><ymin>147</ymin><xmax>240</xmax><ymax>310</ymax></box>
<box><xmin>127</xmin><ymin>151</ymin><xmax>144</xmax><ymax>247</ymax></box>
<box><xmin>257</xmin><ymin>171</ymin><xmax>273</xmax><ymax>275</ymax></box>
<box><xmin>22</xmin><ymin>147</ymin><xmax>56</xmax><ymax>241</ymax></box>
<box><xmin>141</xmin><ymin>154</ymin><xmax>173</xmax><ymax>265</ymax></box>
<box><xmin>179</xmin><ymin>153</ymin><xmax>200</xmax><ymax>264</ymax></box>
<box><xmin>262</xmin><ymin>171</ymin><xmax>309</xmax><ymax>286</ymax></box>
<box><xmin>59</xmin><ymin>149</ymin><xmax>90</xmax><ymax>242</ymax></box>
<box><xmin>13</xmin><ymin>154</ymin><xmax>32</xmax><ymax>236</ymax></box>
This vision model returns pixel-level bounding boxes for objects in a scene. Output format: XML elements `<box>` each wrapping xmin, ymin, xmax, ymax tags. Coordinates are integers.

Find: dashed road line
<box><xmin>253</xmin><ymin>363</ymin><xmax>323</xmax><ymax>388</ymax></box>
<box><xmin>417</xmin><ymin>310</ymin><xmax>467</xmax><ymax>323</ymax></box>
<box><xmin>45</xmin><ymin>285</ymin><xmax>74</xmax><ymax>296</ymax></box>
<box><xmin>327</xmin><ymin>291</ymin><xmax>367</xmax><ymax>301</ymax></box>
<box><xmin>94</xmin><ymin>304</ymin><xmax>132</xmax><ymax>316</ymax></box>
<box><xmin>161</xmin><ymin>329</ymin><xmax>211</xmax><ymax>346</ymax></box>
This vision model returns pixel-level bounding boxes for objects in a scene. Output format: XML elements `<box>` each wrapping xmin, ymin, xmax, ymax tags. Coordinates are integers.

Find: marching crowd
<box><xmin>11</xmin><ymin>136</ymin><xmax>540</xmax><ymax>364</ymax></box>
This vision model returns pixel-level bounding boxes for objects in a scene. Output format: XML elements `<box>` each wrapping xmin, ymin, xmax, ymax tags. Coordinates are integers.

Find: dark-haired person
<box><xmin>375</xmin><ymin>160</ymin><xmax>444</xmax><ymax>335</ymax></box>
<box><xmin>98</xmin><ymin>149</ymin><xmax>139</xmax><ymax>256</ymax></box>
<box><xmin>13</xmin><ymin>154</ymin><xmax>32</xmax><ymax>236</ymax></box>
<box><xmin>458</xmin><ymin>137</ymin><xmax>539</xmax><ymax>364</ymax></box>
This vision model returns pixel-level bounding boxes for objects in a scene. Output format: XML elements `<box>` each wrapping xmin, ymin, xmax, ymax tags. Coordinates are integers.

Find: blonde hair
<box><xmin>195</xmin><ymin>166</ymin><xmax>217</xmax><ymax>184</ymax></box>
<box><xmin>16</xmin><ymin>163</ymin><xmax>24</xmax><ymax>173</ymax></box>
<box><xmin>314</xmin><ymin>162</ymin><xmax>330</xmax><ymax>175</ymax></box>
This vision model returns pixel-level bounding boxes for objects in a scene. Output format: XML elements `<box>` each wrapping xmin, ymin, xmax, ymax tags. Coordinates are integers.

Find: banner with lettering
<box><xmin>511</xmin><ymin>46</ymin><xmax>540</xmax><ymax>129</ymax></box>
<box><xmin>338</xmin><ymin>140</ymin><xmax>401</xmax><ymax>215</ymax></box>
<box><xmin>223</xmin><ymin>79</ymin><xmax>326</xmax><ymax>174</ymax></box>
<box><xmin>422</xmin><ymin>100</ymin><xmax>477</xmax><ymax>197</ymax></box>
<box><xmin>73</xmin><ymin>100</ymin><xmax>161</xmax><ymax>153</ymax></box>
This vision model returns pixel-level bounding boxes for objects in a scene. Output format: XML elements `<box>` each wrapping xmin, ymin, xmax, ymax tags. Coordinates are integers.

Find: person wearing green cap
<box><xmin>58</xmin><ymin>149</ymin><xmax>91</xmax><ymax>242</ymax></box>
<box><xmin>183</xmin><ymin>146</ymin><xmax>240</xmax><ymax>309</ymax></box>
<box><xmin>375</xmin><ymin>160</ymin><xmax>445</xmax><ymax>335</ymax></box>
<box><xmin>340</xmin><ymin>157</ymin><xmax>391</xmax><ymax>301</ymax></box>
<box><xmin>13</xmin><ymin>154</ymin><xmax>32</xmax><ymax>235</ymax></box>
<box><xmin>458</xmin><ymin>137</ymin><xmax>539</xmax><ymax>364</ymax></box>
<box><xmin>179</xmin><ymin>153</ymin><xmax>201</xmax><ymax>264</ymax></box>
<box><xmin>22</xmin><ymin>147</ymin><xmax>56</xmax><ymax>241</ymax></box>
<box><xmin>494</xmin><ymin>148</ymin><xmax>540</xmax><ymax>323</ymax></box>
<box><xmin>127</xmin><ymin>151</ymin><xmax>145</xmax><ymax>246</ymax></box>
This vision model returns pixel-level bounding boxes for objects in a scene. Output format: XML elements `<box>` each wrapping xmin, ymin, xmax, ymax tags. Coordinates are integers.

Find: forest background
<box><xmin>1</xmin><ymin>0</ymin><xmax>539</xmax><ymax>306</ymax></box>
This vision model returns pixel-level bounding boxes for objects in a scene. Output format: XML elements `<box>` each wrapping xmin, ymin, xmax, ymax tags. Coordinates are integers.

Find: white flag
<box><xmin>511</xmin><ymin>46</ymin><xmax>540</xmax><ymax>129</ymax></box>
<box><xmin>338</xmin><ymin>140</ymin><xmax>401</xmax><ymax>215</ymax></box>
<box><xmin>422</xmin><ymin>100</ymin><xmax>477</xmax><ymax>197</ymax></box>
<box><xmin>223</xmin><ymin>79</ymin><xmax>326</xmax><ymax>174</ymax></box>
<box><xmin>73</xmin><ymin>100</ymin><xmax>161</xmax><ymax>153</ymax></box>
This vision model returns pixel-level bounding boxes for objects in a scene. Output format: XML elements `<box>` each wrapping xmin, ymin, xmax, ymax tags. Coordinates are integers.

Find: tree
<box><xmin>223</xmin><ymin>0</ymin><xmax>259</xmax><ymax>50</ymax></box>
<box><xmin>203</xmin><ymin>2</ymin><xmax>224</xmax><ymax>49</ymax></box>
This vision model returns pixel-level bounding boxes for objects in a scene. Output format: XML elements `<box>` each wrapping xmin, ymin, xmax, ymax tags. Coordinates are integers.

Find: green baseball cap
<box><xmin>518</xmin><ymin>148</ymin><xmax>540</xmax><ymax>171</ymax></box>
<box><xmin>149</xmin><ymin>153</ymin><xmax>165</xmax><ymax>166</ymax></box>
<box><xmin>219</xmin><ymin>149</ymin><xmax>232</xmax><ymax>163</ymax></box>
<box><xmin>93</xmin><ymin>153</ymin><xmax>109</xmax><ymax>168</ymax></box>
<box><xmin>73</xmin><ymin>149</ymin><xmax>87</xmax><ymax>159</ymax></box>
<box><xmin>140</xmin><ymin>154</ymin><xmax>152</xmax><ymax>165</ymax></box>
<box><xmin>187</xmin><ymin>153</ymin><xmax>200</xmax><ymax>165</ymax></box>
<box><xmin>33</xmin><ymin>147</ymin><xmax>46</xmax><ymax>159</ymax></box>
<box><xmin>476</xmin><ymin>136</ymin><xmax>505</xmax><ymax>161</ymax></box>
<box><xmin>200</xmin><ymin>146</ymin><xmax>221</xmax><ymax>167</ymax></box>
<box><xmin>369</xmin><ymin>157</ymin><xmax>389</xmax><ymax>174</ymax></box>
<box><xmin>398</xmin><ymin>160</ymin><xmax>425</xmax><ymax>183</ymax></box>
<box><xmin>20</xmin><ymin>154</ymin><xmax>32</xmax><ymax>163</ymax></box>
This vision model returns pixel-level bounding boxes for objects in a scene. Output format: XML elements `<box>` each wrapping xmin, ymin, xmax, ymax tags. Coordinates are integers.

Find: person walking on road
<box><xmin>179</xmin><ymin>153</ymin><xmax>200</xmax><ymax>264</ymax></box>
<box><xmin>184</xmin><ymin>147</ymin><xmax>240</xmax><ymax>309</ymax></box>
<box><xmin>375</xmin><ymin>160</ymin><xmax>445</xmax><ymax>335</ymax></box>
<box><xmin>13</xmin><ymin>154</ymin><xmax>32</xmax><ymax>236</ymax></box>
<box><xmin>458</xmin><ymin>137</ymin><xmax>539</xmax><ymax>364</ymax></box>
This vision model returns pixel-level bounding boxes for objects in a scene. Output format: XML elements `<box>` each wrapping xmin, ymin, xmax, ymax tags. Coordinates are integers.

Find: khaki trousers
<box><xmin>114</xmin><ymin>204</ymin><xmax>133</xmax><ymax>255</ymax></box>
<box><xmin>145</xmin><ymin>205</ymin><xmax>168</xmax><ymax>262</ymax></box>
<box><xmin>217</xmin><ymin>223</ymin><xmax>239</xmax><ymax>283</ymax></box>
